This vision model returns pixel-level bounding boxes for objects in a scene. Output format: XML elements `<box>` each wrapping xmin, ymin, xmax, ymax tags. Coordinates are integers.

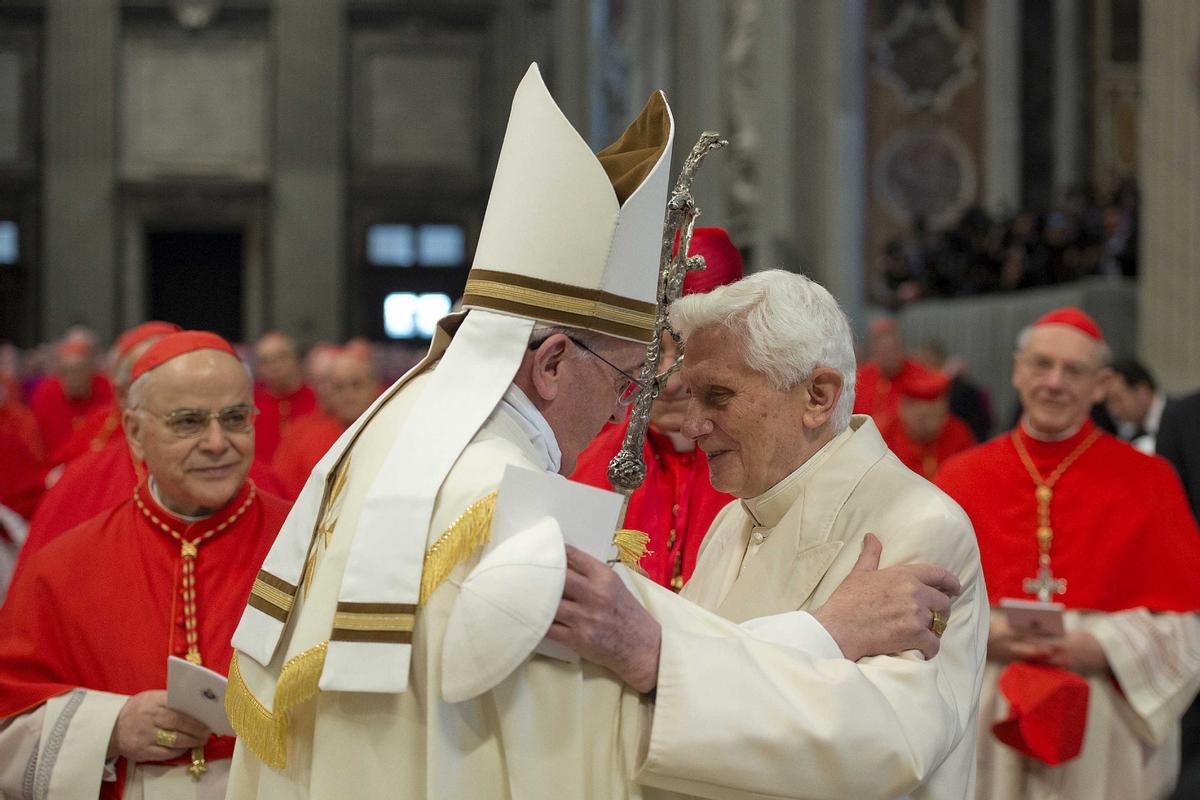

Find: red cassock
<box><xmin>12</xmin><ymin>434</ymin><xmax>288</xmax><ymax>587</ymax></box>
<box><xmin>0</xmin><ymin>429</ymin><xmax>45</xmax><ymax>525</ymax></box>
<box><xmin>252</xmin><ymin>383</ymin><xmax>318</xmax><ymax>464</ymax></box>
<box><xmin>571</xmin><ymin>419</ymin><xmax>733</xmax><ymax>590</ymax></box>
<box><xmin>48</xmin><ymin>403</ymin><xmax>122</xmax><ymax>467</ymax></box>
<box><xmin>936</xmin><ymin>420</ymin><xmax>1200</xmax><ymax>612</ymax></box>
<box><xmin>0</xmin><ymin>480</ymin><xmax>290</xmax><ymax>798</ymax></box>
<box><xmin>29</xmin><ymin>375</ymin><xmax>115</xmax><ymax>458</ymax></box>
<box><xmin>271</xmin><ymin>411</ymin><xmax>347</xmax><ymax>500</ymax></box>
<box><xmin>852</xmin><ymin>359</ymin><xmax>924</xmax><ymax>428</ymax></box>
<box><xmin>0</xmin><ymin>396</ymin><xmax>45</xmax><ymax>464</ymax></box>
<box><xmin>881</xmin><ymin>414</ymin><xmax>976</xmax><ymax>481</ymax></box>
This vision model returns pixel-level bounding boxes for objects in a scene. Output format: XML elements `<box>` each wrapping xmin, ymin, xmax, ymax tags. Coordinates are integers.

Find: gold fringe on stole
<box><xmin>225</xmin><ymin>643</ymin><xmax>328</xmax><ymax>770</ymax></box>
<box><xmin>613</xmin><ymin>528</ymin><xmax>651</xmax><ymax>569</ymax></box>
<box><xmin>226</xmin><ymin>492</ymin><xmax>499</xmax><ymax>770</ymax></box>
<box><xmin>419</xmin><ymin>492</ymin><xmax>498</xmax><ymax>605</ymax></box>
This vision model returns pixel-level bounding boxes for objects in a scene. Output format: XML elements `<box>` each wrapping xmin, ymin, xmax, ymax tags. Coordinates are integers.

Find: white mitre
<box><xmin>231</xmin><ymin>63</ymin><xmax>674</xmax><ymax>696</ymax></box>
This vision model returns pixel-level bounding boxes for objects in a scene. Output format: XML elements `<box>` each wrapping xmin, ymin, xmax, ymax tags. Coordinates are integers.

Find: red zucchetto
<box><xmin>114</xmin><ymin>321</ymin><xmax>182</xmax><ymax>359</ymax></box>
<box><xmin>130</xmin><ymin>330</ymin><xmax>239</xmax><ymax>384</ymax></box>
<box><xmin>1031</xmin><ymin>307</ymin><xmax>1104</xmax><ymax>341</ymax></box>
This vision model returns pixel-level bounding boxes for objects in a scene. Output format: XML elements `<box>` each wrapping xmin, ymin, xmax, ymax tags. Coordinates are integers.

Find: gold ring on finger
<box><xmin>930</xmin><ymin>609</ymin><xmax>947</xmax><ymax>638</ymax></box>
<box><xmin>155</xmin><ymin>728</ymin><xmax>179</xmax><ymax>748</ymax></box>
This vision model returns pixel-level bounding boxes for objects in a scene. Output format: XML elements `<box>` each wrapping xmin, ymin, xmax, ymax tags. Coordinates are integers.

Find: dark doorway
<box><xmin>147</xmin><ymin>230</ymin><xmax>244</xmax><ymax>341</ymax></box>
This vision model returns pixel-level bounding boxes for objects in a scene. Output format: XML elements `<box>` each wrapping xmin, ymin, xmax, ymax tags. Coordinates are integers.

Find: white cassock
<box><xmin>226</xmin><ymin>393</ymin><xmax>984</xmax><ymax>799</ymax></box>
<box><xmin>975</xmin><ymin>609</ymin><xmax>1200</xmax><ymax>800</ymax></box>
<box><xmin>644</xmin><ymin>416</ymin><xmax>989</xmax><ymax>800</ymax></box>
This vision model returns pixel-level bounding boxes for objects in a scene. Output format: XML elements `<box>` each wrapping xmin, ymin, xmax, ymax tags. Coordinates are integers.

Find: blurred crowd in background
<box><xmin>874</xmin><ymin>179</ymin><xmax>1139</xmax><ymax>309</ymax></box>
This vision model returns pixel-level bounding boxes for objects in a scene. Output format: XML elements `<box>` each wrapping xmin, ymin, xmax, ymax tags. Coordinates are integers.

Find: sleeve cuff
<box><xmin>739</xmin><ymin>610</ymin><xmax>845</xmax><ymax>660</ymax></box>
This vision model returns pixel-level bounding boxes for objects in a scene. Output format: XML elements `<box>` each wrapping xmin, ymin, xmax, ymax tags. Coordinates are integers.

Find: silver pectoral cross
<box><xmin>1023</xmin><ymin>566</ymin><xmax>1067</xmax><ymax>602</ymax></box>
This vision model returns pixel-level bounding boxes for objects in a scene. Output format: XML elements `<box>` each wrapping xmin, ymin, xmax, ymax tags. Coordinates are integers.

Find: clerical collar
<box><xmin>742</xmin><ymin>424</ymin><xmax>853</xmax><ymax>528</ymax></box>
<box><xmin>1014</xmin><ymin>418</ymin><xmax>1100</xmax><ymax>470</ymax></box>
<box><xmin>148</xmin><ymin>477</ymin><xmax>213</xmax><ymax>523</ymax></box>
<box><xmin>495</xmin><ymin>383</ymin><xmax>561</xmax><ymax>473</ymax></box>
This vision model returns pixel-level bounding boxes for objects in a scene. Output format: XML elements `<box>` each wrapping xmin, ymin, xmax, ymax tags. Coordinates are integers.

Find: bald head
<box><xmin>326</xmin><ymin>351</ymin><xmax>379</xmax><ymax>425</ymax></box>
<box><xmin>125</xmin><ymin>349</ymin><xmax>254</xmax><ymax>517</ymax></box>
<box><xmin>255</xmin><ymin>331</ymin><xmax>302</xmax><ymax>395</ymax></box>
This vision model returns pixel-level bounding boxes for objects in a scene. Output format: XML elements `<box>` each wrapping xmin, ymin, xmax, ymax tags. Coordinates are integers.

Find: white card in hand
<box><xmin>490</xmin><ymin>465</ymin><xmax>624</xmax><ymax>662</ymax></box>
<box><xmin>491</xmin><ymin>465</ymin><xmax>623</xmax><ymax>562</ymax></box>
<box><xmin>166</xmin><ymin>656</ymin><xmax>234</xmax><ymax>736</ymax></box>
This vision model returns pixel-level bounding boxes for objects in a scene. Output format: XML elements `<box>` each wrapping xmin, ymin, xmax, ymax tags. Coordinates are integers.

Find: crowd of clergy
<box><xmin>1</xmin><ymin>67</ymin><xmax>1199</xmax><ymax>800</ymax></box>
<box><xmin>2</xmin><ymin>260</ymin><xmax>1197</xmax><ymax>800</ymax></box>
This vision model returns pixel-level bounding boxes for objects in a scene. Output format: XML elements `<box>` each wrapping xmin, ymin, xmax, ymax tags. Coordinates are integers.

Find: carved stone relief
<box><xmin>119</xmin><ymin>37</ymin><xmax>268</xmax><ymax>180</ymax></box>
<box><xmin>355</xmin><ymin>48</ymin><xmax>480</xmax><ymax>170</ymax></box>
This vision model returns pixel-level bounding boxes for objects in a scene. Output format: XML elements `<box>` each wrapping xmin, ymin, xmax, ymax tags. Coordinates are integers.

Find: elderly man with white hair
<box><xmin>558</xmin><ymin>269</ymin><xmax>989</xmax><ymax>799</ymax></box>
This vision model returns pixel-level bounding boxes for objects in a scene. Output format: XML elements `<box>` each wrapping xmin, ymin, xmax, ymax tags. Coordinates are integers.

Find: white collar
<box><xmin>496</xmin><ymin>384</ymin><xmax>562</xmax><ymax>474</ymax></box>
<box><xmin>148</xmin><ymin>477</ymin><xmax>213</xmax><ymax>523</ymax></box>
<box><xmin>1146</xmin><ymin>393</ymin><xmax>1167</xmax><ymax>435</ymax></box>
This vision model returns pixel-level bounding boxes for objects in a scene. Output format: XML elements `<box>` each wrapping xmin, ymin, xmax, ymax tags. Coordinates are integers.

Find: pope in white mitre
<box><xmin>224</xmin><ymin>64</ymin><xmax>972</xmax><ymax>800</ymax></box>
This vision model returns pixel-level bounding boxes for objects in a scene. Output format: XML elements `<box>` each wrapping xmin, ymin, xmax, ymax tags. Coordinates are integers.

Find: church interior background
<box><xmin>2</xmin><ymin>0</ymin><xmax>1200</xmax><ymax>421</ymax></box>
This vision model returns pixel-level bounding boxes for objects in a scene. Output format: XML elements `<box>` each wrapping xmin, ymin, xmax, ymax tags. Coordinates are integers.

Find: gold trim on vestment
<box><xmin>613</xmin><ymin>528</ymin><xmax>651</xmax><ymax>569</ymax></box>
<box><xmin>225</xmin><ymin>643</ymin><xmax>328</xmax><ymax>771</ymax></box>
<box><xmin>247</xmin><ymin>576</ymin><xmax>296</xmax><ymax>621</ymax></box>
<box><xmin>228</xmin><ymin>491</ymin><xmax>653</xmax><ymax>772</ymax></box>
<box><xmin>463</xmin><ymin>270</ymin><xmax>656</xmax><ymax>343</ymax></box>
<box><xmin>419</xmin><ymin>492</ymin><xmax>498</xmax><ymax>605</ymax></box>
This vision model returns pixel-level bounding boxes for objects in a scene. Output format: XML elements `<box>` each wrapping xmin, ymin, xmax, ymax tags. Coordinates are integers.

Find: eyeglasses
<box><xmin>1020</xmin><ymin>353</ymin><xmax>1100</xmax><ymax>383</ymax></box>
<box><xmin>570</xmin><ymin>337</ymin><xmax>649</xmax><ymax>405</ymax></box>
<box><xmin>138</xmin><ymin>404</ymin><xmax>258</xmax><ymax>438</ymax></box>
<box><xmin>529</xmin><ymin>335</ymin><xmax>648</xmax><ymax>405</ymax></box>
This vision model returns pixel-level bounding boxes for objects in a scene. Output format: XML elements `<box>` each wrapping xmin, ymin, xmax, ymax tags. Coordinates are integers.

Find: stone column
<box><xmin>1140</xmin><ymin>0</ymin><xmax>1200</xmax><ymax>390</ymax></box>
<box><xmin>669</xmin><ymin>0</ymin><xmax>730</xmax><ymax>228</ymax></box>
<box><xmin>42</xmin><ymin>0</ymin><xmax>117</xmax><ymax>341</ymax></box>
<box><xmin>1053</xmin><ymin>0</ymin><xmax>1085</xmax><ymax>193</ymax></box>
<box><xmin>983</xmin><ymin>0</ymin><xmax>1021</xmax><ymax>214</ymax></box>
<box><xmin>270</xmin><ymin>0</ymin><xmax>346</xmax><ymax>343</ymax></box>
<box><xmin>801</xmin><ymin>0</ymin><xmax>867</xmax><ymax>330</ymax></box>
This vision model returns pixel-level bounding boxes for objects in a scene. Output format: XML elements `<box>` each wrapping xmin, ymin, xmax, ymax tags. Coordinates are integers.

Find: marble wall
<box><xmin>1140</xmin><ymin>0</ymin><xmax>1200</xmax><ymax>391</ymax></box>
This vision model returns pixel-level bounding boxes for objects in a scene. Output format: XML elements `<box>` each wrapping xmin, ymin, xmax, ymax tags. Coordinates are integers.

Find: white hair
<box><xmin>669</xmin><ymin>269</ymin><xmax>857</xmax><ymax>431</ymax></box>
<box><xmin>1015</xmin><ymin>325</ymin><xmax>1112</xmax><ymax>367</ymax></box>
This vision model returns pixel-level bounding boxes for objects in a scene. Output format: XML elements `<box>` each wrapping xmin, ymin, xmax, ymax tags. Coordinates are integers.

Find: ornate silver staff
<box><xmin>607</xmin><ymin>131</ymin><xmax>727</xmax><ymax>525</ymax></box>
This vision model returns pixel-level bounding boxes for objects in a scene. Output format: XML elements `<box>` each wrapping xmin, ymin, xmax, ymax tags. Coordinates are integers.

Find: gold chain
<box><xmin>1010</xmin><ymin>427</ymin><xmax>1102</xmax><ymax>566</ymax></box>
<box><xmin>133</xmin><ymin>481</ymin><xmax>257</xmax><ymax>781</ymax></box>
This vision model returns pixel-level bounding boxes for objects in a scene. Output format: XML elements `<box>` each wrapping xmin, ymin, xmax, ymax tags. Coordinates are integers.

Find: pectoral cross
<box><xmin>1023</xmin><ymin>565</ymin><xmax>1066</xmax><ymax>602</ymax></box>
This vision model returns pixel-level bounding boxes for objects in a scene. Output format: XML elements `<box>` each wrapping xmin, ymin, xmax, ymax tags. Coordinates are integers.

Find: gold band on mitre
<box><xmin>462</xmin><ymin>269</ymin><xmax>658</xmax><ymax>343</ymax></box>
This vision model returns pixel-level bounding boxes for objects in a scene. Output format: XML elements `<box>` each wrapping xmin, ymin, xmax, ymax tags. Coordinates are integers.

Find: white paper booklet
<box><xmin>490</xmin><ymin>465</ymin><xmax>624</xmax><ymax>661</ymax></box>
<box><xmin>491</xmin><ymin>465</ymin><xmax>623</xmax><ymax>562</ymax></box>
<box><xmin>166</xmin><ymin>656</ymin><xmax>235</xmax><ymax>736</ymax></box>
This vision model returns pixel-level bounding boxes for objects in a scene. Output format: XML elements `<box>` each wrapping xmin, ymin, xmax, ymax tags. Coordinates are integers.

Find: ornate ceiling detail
<box><xmin>873</xmin><ymin>1</ymin><xmax>977</xmax><ymax>113</ymax></box>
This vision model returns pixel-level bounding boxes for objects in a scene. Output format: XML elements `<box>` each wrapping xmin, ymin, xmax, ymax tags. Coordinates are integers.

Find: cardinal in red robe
<box><xmin>880</xmin><ymin>366</ymin><xmax>975</xmax><ymax>480</ymax></box>
<box><xmin>49</xmin><ymin>321</ymin><xmax>181</xmax><ymax>467</ymax></box>
<box><xmin>935</xmin><ymin>307</ymin><xmax>1200</xmax><ymax>799</ymax></box>
<box><xmin>272</xmin><ymin>347</ymin><xmax>383</xmax><ymax>499</ymax></box>
<box><xmin>0</xmin><ymin>330</ymin><xmax>290</xmax><ymax>799</ymax></box>
<box><xmin>252</xmin><ymin>331</ymin><xmax>318</xmax><ymax>463</ymax></box>
<box><xmin>571</xmin><ymin>227</ymin><xmax>741</xmax><ymax>589</ymax></box>
<box><xmin>852</xmin><ymin>316</ymin><xmax>924</xmax><ymax>429</ymax></box>
<box><xmin>0</xmin><ymin>376</ymin><xmax>44</xmax><ymax>464</ymax></box>
<box><xmin>29</xmin><ymin>337</ymin><xmax>115</xmax><ymax>458</ymax></box>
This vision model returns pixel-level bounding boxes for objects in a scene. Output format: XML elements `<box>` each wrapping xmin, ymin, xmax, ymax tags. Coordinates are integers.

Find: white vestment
<box><xmin>648</xmin><ymin>416</ymin><xmax>990</xmax><ymax>800</ymax></box>
<box><xmin>0</xmin><ymin>689</ymin><xmax>228</xmax><ymax>799</ymax></box>
<box><xmin>975</xmin><ymin>609</ymin><xmax>1200</xmax><ymax>800</ymax></box>
<box><xmin>226</xmin><ymin>393</ymin><xmax>985</xmax><ymax>800</ymax></box>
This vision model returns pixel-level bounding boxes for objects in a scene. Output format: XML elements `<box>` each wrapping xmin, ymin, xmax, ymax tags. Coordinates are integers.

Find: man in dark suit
<box><xmin>1157</xmin><ymin>389</ymin><xmax>1200</xmax><ymax>800</ymax></box>
<box><xmin>1158</xmin><ymin>390</ymin><xmax>1200</xmax><ymax>521</ymax></box>
<box><xmin>1107</xmin><ymin>358</ymin><xmax>1170</xmax><ymax>453</ymax></box>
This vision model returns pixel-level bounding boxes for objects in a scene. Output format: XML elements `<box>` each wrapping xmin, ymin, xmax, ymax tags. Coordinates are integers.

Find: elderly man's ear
<box><xmin>123</xmin><ymin>409</ymin><xmax>146</xmax><ymax>461</ymax></box>
<box><xmin>528</xmin><ymin>335</ymin><xmax>571</xmax><ymax>403</ymax></box>
<box><xmin>802</xmin><ymin>367</ymin><xmax>843</xmax><ymax>429</ymax></box>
